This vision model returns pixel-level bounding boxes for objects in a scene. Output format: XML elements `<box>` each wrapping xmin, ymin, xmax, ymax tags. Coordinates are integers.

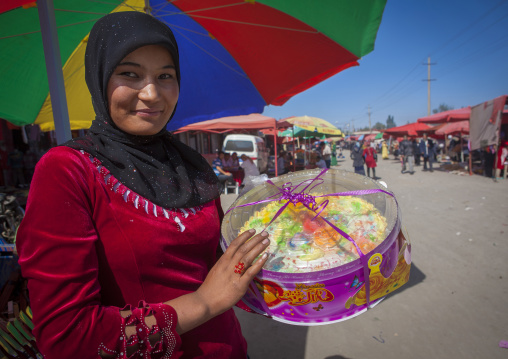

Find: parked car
<box><xmin>222</xmin><ymin>134</ymin><xmax>269</xmax><ymax>173</ymax></box>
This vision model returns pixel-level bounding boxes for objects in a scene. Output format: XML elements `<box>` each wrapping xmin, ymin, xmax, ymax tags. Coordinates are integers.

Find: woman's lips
<box><xmin>134</xmin><ymin>109</ymin><xmax>162</xmax><ymax>117</ymax></box>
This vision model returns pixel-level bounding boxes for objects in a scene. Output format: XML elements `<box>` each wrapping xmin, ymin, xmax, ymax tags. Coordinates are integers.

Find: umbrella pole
<box><xmin>292</xmin><ymin>126</ymin><xmax>295</xmax><ymax>172</ymax></box>
<box><xmin>273</xmin><ymin>120</ymin><xmax>278</xmax><ymax>177</ymax></box>
<box><xmin>274</xmin><ymin>132</ymin><xmax>278</xmax><ymax>177</ymax></box>
<box><xmin>38</xmin><ymin>0</ymin><xmax>72</xmax><ymax>144</ymax></box>
<box><xmin>469</xmin><ymin>138</ymin><xmax>473</xmax><ymax>176</ymax></box>
<box><xmin>460</xmin><ymin>132</ymin><xmax>464</xmax><ymax>162</ymax></box>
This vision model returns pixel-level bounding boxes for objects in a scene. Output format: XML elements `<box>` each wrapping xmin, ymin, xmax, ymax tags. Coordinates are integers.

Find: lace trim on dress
<box><xmin>97</xmin><ymin>301</ymin><xmax>178</xmax><ymax>359</ymax></box>
<box><xmin>81</xmin><ymin>150</ymin><xmax>202</xmax><ymax>232</ymax></box>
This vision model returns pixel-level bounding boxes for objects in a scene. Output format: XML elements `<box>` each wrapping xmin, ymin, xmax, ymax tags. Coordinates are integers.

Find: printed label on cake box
<box><xmin>242</xmin><ymin>230</ymin><xmax>411</xmax><ymax>325</ymax></box>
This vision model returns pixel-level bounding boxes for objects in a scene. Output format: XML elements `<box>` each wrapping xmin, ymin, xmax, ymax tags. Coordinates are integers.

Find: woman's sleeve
<box><xmin>16</xmin><ymin>149</ymin><xmax>181</xmax><ymax>359</ymax></box>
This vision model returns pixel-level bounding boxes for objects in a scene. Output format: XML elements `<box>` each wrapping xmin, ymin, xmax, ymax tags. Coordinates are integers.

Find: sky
<box><xmin>262</xmin><ymin>0</ymin><xmax>508</xmax><ymax>132</ymax></box>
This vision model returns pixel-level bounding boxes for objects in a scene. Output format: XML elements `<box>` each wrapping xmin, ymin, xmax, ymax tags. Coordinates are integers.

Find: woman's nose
<box><xmin>138</xmin><ymin>81</ymin><xmax>159</xmax><ymax>101</ymax></box>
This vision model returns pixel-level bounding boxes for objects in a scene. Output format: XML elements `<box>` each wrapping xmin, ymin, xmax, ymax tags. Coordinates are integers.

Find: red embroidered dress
<box><xmin>16</xmin><ymin>147</ymin><xmax>247</xmax><ymax>358</ymax></box>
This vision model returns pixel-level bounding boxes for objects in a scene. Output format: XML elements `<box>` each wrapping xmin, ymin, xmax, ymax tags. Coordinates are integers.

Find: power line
<box><xmin>429</xmin><ymin>0</ymin><xmax>508</xmax><ymax>58</ymax></box>
<box><xmin>352</xmin><ymin>1</ymin><xmax>508</xmax><ymax>122</ymax></box>
<box><xmin>433</xmin><ymin>7</ymin><xmax>508</xmax><ymax>64</ymax></box>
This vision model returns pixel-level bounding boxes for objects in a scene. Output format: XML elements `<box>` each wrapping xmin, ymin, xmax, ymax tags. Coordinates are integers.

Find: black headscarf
<box><xmin>65</xmin><ymin>11</ymin><xmax>220</xmax><ymax>209</ymax></box>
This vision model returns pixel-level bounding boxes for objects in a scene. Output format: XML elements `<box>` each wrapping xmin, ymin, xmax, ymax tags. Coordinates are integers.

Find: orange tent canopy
<box><xmin>173</xmin><ymin>113</ymin><xmax>291</xmax><ymax>134</ymax></box>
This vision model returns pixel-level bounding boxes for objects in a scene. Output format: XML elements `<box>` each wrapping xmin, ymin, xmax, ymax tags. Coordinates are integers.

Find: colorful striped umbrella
<box><xmin>283</xmin><ymin>116</ymin><xmax>343</xmax><ymax>136</ymax></box>
<box><xmin>0</xmin><ymin>0</ymin><xmax>386</xmax><ymax>132</ymax></box>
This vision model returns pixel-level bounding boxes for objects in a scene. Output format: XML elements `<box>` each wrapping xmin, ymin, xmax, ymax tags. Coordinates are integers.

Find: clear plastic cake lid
<box><xmin>221</xmin><ymin>169</ymin><xmax>399</xmax><ymax>274</ymax></box>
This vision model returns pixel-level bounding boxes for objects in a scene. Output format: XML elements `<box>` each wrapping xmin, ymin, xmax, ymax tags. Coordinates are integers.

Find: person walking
<box><xmin>350</xmin><ymin>142</ymin><xmax>365</xmax><ymax>175</ymax></box>
<box><xmin>412</xmin><ymin>138</ymin><xmax>421</xmax><ymax>166</ymax></box>
<box><xmin>494</xmin><ymin>140</ymin><xmax>508</xmax><ymax>181</ymax></box>
<box><xmin>320</xmin><ymin>141</ymin><xmax>332</xmax><ymax>168</ymax></box>
<box><xmin>419</xmin><ymin>133</ymin><xmax>436</xmax><ymax>172</ymax></box>
<box><xmin>362</xmin><ymin>141</ymin><xmax>377</xmax><ymax>179</ymax></box>
<box><xmin>331</xmin><ymin>142</ymin><xmax>337</xmax><ymax>166</ymax></box>
<box><xmin>399</xmin><ymin>135</ymin><xmax>415</xmax><ymax>174</ymax></box>
<box><xmin>381</xmin><ymin>141</ymin><xmax>389</xmax><ymax>160</ymax></box>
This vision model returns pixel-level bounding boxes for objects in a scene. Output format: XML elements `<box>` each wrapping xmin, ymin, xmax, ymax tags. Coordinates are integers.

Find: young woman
<box><xmin>362</xmin><ymin>142</ymin><xmax>377</xmax><ymax>178</ymax></box>
<box><xmin>16</xmin><ymin>12</ymin><xmax>269</xmax><ymax>359</ymax></box>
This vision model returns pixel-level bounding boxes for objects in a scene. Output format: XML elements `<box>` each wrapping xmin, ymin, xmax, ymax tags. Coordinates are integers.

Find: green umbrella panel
<box><xmin>282</xmin><ymin>126</ymin><xmax>329</xmax><ymax>139</ymax></box>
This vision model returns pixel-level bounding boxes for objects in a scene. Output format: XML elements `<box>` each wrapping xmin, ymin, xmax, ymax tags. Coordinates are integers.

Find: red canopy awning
<box><xmin>383</xmin><ymin>122</ymin><xmax>430</xmax><ymax>137</ymax></box>
<box><xmin>173</xmin><ymin>113</ymin><xmax>291</xmax><ymax>134</ymax></box>
<box><xmin>417</xmin><ymin>107</ymin><xmax>471</xmax><ymax>124</ymax></box>
<box><xmin>434</xmin><ymin>120</ymin><xmax>469</xmax><ymax>136</ymax></box>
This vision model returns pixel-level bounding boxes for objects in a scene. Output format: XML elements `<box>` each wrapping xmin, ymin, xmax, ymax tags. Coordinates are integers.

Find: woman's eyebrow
<box><xmin>117</xmin><ymin>61</ymin><xmax>140</xmax><ymax>67</ymax></box>
<box><xmin>116</xmin><ymin>62</ymin><xmax>175</xmax><ymax>70</ymax></box>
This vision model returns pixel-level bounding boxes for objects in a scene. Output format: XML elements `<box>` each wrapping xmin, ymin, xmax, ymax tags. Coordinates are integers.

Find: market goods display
<box><xmin>239</xmin><ymin>196</ymin><xmax>387</xmax><ymax>273</ymax></box>
<box><xmin>221</xmin><ymin>169</ymin><xmax>411</xmax><ymax>325</ymax></box>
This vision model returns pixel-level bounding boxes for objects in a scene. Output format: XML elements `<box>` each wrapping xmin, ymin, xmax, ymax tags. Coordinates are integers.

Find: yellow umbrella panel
<box><xmin>34</xmin><ymin>0</ymin><xmax>145</xmax><ymax>132</ymax></box>
<box><xmin>284</xmin><ymin>115</ymin><xmax>342</xmax><ymax>136</ymax></box>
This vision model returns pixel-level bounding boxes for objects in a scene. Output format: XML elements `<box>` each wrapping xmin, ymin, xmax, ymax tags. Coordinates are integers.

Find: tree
<box><xmin>373</xmin><ymin>122</ymin><xmax>386</xmax><ymax>130</ymax></box>
<box><xmin>432</xmin><ymin>103</ymin><xmax>454</xmax><ymax>114</ymax></box>
<box><xmin>386</xmin><ymin>115</ymin><xmax>396</xmax><ymax>129</ymax></box>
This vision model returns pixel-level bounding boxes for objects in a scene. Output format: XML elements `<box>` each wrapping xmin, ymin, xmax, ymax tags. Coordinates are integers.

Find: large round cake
<box><xmin>239</xmin><ymin>195</ymin><xmax>387</xmax><ymax>273</ymax></box>
<box><xmin>221</xmin><ymin>169</ymin><xmax>406</xmax><ymax>325</ymax></box>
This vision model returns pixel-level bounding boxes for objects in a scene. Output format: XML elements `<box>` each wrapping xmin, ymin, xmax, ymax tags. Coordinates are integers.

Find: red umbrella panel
<box><xmin>435</xmin><ymin>120</ymin><xmax>469</xmax><ymax>136</ymax></box>
<box><xmin>383</xmin><ymin>122</ymin><xmax>431</xmax><ymax>138</ymax></box>
<box><xmin>417</xmin><ymin>107</ymin><xmax>471</xmax><ymax>124</ymax></box>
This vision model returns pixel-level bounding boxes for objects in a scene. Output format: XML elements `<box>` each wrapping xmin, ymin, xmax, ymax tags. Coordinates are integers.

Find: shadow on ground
<box><xmin>236</xmin><ymin>308</ymin><xmax>308</xmax><ymax>359</ymax></box>
<box><xmin>384</xmin><ymin>262</ymin><xmax>425</xmax><ymax>301</ymax></box>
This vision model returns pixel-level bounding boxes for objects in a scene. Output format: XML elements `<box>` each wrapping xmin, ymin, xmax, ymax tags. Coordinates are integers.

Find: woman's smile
<box><xmin>133</xmin><ymin>108</ymin><xmax>164</xmax><ymax>117</ymax></box>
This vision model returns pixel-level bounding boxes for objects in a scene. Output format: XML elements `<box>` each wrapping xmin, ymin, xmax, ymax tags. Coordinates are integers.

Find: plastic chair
<box><xmin>224</xmin><ymin>180</ymin><xmax>239</xmax><ymax>195</ymax></box>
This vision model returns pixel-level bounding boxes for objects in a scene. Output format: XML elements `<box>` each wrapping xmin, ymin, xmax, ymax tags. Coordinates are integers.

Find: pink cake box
<box><xmin>221</xmin><ymin>169</ymin><xmax>412</xmax><ymax>325</ymax></box>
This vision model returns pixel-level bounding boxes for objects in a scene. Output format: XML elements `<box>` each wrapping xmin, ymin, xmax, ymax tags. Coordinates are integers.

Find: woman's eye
<box><xmin>119</xmin><ymin>71</ymin><xmax>137</xmax><ymax>78</ymax></box>
<box><xmin>159</xmin><ymin>73</ymin><xmax>174</xmax><ymax>80</ymax></box>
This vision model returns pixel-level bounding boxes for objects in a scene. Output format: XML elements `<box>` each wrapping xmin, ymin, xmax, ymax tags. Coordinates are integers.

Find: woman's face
<box><xmin>107</xmin><ymin>45</ymin><xmax>179</xmax><ymax>136</ymax></box>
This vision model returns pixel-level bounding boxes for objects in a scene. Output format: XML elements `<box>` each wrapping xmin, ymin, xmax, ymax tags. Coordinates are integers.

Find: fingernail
<box><xmin>248</xmin><ymin>229</ymin><xmax>256</xmax><ymax>234</ymax></box>
<box><xmin>261</xmin><ymin>231</ymin><xmax>269</xmax><ymax>237</ymax></box>
<box><xmin>261</xmin><ymin>253</ymin><xmax>268</xmax><ymax>259</ymax></box>
<box><xmin>262</xmin><ymin>238</ymin><xmax>269</xmax><ymax>244</ymax></box>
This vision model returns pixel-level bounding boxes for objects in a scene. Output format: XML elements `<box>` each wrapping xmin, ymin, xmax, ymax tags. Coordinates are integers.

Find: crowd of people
<box><xmin>212</xmin><ymin>150</ymin><xmax>260</xmax><ymax>192</ymax></box>
<box><xmin>397</xmin><ymin>133</ymin><xmax>437</xmax><ymax>174</ymax></box>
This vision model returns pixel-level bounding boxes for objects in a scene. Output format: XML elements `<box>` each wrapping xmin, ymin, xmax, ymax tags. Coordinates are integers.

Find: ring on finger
<box><xmin>234</xmin><ymin>261</ymin><xmax>246</xmax><ymax>274</ymax></box>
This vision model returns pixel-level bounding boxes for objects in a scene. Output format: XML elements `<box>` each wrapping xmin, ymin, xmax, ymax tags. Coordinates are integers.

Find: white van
<box><xmin>222</xmin><ymin>134</ymin><xmax>269</xmax><ymax>173</ymax></box>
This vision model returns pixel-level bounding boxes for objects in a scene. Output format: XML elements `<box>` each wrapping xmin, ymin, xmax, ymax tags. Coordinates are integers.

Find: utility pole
<box><xmin>367</xmin><ymin>105</ymin><xmax>372</xmax><ymax>133</ymax></box>
<box><xmin>423</xmin><ymin>57</ymin><xmax>436</xmax><ymax>116</ymax></box>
